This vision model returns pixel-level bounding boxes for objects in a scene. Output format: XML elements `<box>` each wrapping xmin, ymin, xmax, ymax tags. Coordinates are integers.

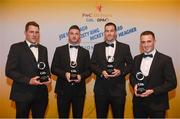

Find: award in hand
<box><xmin>70</xmin><ymin>61</ymin><xmax>78</xmax><ymax>81</ymax></box>
<box><xmin>136</xmin><ymin>71</ymin><xmax>146</xmax><ymax>94</ymax></box>
<box><xmin>37</xmin><ymin>62</ymin><xmax>49</xmax><ymax>82</ymax></box>
<box><xmin>106</xmin><ymin>56</ymin><xmax>114</xmax><ymax>75</ymax></box>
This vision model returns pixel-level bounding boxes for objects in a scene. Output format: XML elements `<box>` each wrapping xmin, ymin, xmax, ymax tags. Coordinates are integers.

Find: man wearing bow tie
<box><xmin>130</xmin><ymin>31</ymin><xmax>177</xmax><ymax>118</ymax></box>
<box><xmin>51</xmin><ymin>25</ymin><xmax>91</xmax><ymax>118</ymax></box>
<box><xmin>5</xmin><ymin>21</ymin><xmax>51</xmax><ymax>118</ymax></box>
<box><xmin>91</xmin><ymin>22</ymin><xmax>133</xmax><ymax>118</ymax></box>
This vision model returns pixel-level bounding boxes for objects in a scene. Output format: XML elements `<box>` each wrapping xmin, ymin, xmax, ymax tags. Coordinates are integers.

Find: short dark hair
<box><xmin>25</xmin><ymin>21</ymin><xmax>39</xmax><ymax>32</ymax></box>
<box><xmin>69</xmin><ymin>25</ymin><xmax>80</xmax><ymax>32</ymax></box>
<box><xmin>105</xmin><ymin>22</ymin><xmax>117</xmax><ymax>31</ymax></box>
<box><xmin>140</xmin><ymin>31</ymin><xmax>155</xmax><ymax>39</ymax></box>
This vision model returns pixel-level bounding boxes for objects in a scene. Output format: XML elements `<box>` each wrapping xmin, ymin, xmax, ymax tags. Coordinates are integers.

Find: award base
<box><xmin>70</xmin><ymin>74</ymin><xmax>78</xmax><ymax>85</ymax></box>
<box><xmin>70</xmin><ymin>74</ymin><xmax>78</xmax><ymax>81</ymax></box>
<box><xmin>106</xmin><ymin>64</ymin><xmax>114</xmax><ymax>75</ymax></box>
<box><xmin>137</xmin><ymin>83</ymin><xmax>146</xmax><ymax>94</ymax></box>
<box><xmin>39</xmin><ymin>76</ymin><xmax>49</xmax><ymax>83</ymax></box>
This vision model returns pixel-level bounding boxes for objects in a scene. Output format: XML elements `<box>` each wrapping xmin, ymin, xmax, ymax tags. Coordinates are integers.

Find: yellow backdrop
<box><xmin>0</xmin><ymin>0</ymin><xmax>180</xmax><ymax>118</ymax></box>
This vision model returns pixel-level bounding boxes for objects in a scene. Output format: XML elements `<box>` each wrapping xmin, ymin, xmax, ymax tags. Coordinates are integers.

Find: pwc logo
<box><xmin>96</xmin><ymin>4</ymin><xmax>102</xmax><ymax>12</ymax></box>
<box><xmin>82</xmin><ymin>3</ymin><xmax>112</xmax><ymax>23</ymax></box>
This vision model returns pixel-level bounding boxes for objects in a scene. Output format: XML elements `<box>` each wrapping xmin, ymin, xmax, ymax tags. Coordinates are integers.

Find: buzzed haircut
<box><xmin>69</xmin><ymin>25</ymin><xmax>80</xmax><ymax>32</ymax></box>
<box><xmin>25</xmin><ymin>21</ymin><xmax>39</xmax><ymax>32</ymax></box>
<box><xmin>105</xmin><ymin>22</ymin><xmax>117</xmax><ymax>31</ymax></box>
<box><xmin>140</xmin><ymin>31</ymin><xmax>155</xmax><ymax>39</ymax></box>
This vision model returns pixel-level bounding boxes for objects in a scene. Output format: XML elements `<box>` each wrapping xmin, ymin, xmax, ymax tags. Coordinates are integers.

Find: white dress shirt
<box><xmin>105</xmin><ymin>40</ymin><xmax>116</xmax><ymax>61</ymax></box>
<box><xmin>69</xmin><ymin>43</ymin><xmax>78</xmax><ymax>63</ymax></box>
<box><xmin>26</xmin><ymin>40</ymin><xmax>39</xmax><ymax>62</ymax></box>
<box><xmin>140</xmin><ymin>49</ymin><xmax>156</xmax><ymax>76</ymax></box>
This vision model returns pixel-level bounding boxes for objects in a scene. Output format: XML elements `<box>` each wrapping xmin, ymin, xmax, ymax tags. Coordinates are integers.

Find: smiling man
<box><xmin>130</xmin><ymin>30</ymin><xmax>177</xmax><ymax>118</ymax></box>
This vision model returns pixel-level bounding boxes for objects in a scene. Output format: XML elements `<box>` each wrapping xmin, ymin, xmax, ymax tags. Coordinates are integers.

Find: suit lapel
<box><xmin>23</xmin><ymin>41</ymin><xmax>38</xmax><ymax>68</ymax></box>
<box><xmin>38</xmin><ymin>45</ymin><xmax>42</xmax><ymax>62</ymax></box>
<box><xmin>113</xmin><ymin>41</ymin><xmax>120</xmax><ymax>64</ymax></box>
<box><xmin>76</xmin><ymin>47</ymin><xmax>81</xmax><ymax>65</ymax></box>
<box><xmin>148</xmin><ymin>51</ymin><xmax>159</xmax><ymax>76</ymax></box>
<box><xmin>102</xmin><ymin>42</ymin><xmax>107</xmax><ymax>65</ymax></box>
<box><xmin>113</xmin><ymin>41</ymin><xmax>125</xmax><ymax>66</ymax></box>
<box><xmin>137</xmin><ymin>54</ymin><xmax>143</xmax><ymax>72</ymax></box>
<box><xmin>65</xmin><ymin>44</ymin><xmax>70</xmax><ymax>68</ymax></box>
<box><xmin>76</xmin><ymin>47</ymin><xmax>82</xmax><ymax>70</ymax></box>
<box><xmin>23</xmin><ymin>41</ymin><xmax>37</xmax><ymax>63</ymax></box>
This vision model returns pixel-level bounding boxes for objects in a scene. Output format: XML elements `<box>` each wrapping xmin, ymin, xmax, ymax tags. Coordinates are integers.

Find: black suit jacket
<box><xmin>91</xmin><ymin>41</ymin><xmax>133</xmax><ymax>97</ymax></box>
<box><xmin>130</xmin><ymin>51</ymin><xmax>177</xmax><ymax>111</ymax></box>
<box><xmin>51</xmin><ymin>44</ymin><xmax>91</xmax><ymax>96</ymax></box>
<box><xmin>5</xmin><ymin>41</ymin><xmax>50</xmax><ymax>102</ymax></box>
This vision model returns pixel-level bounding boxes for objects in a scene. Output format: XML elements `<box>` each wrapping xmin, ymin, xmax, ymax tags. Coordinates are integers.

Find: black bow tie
<box><xmin>106</xmin><ymin>43</ymin><xmax>114</xmax><ymax>47</ymax></box>
<box><xmin>143</xmin><ymin>54</ymin><xmax>153</xmax><ymax>58</ymax></box>
<box><xmin>70</xmin><ymin>45</ymin><xmax>79</xmax><ymax>49</ymax></box>
<box><xmin>30</xmin><ymin>44</ymin><xmax>38</xmax><ymax>48</ymax></box>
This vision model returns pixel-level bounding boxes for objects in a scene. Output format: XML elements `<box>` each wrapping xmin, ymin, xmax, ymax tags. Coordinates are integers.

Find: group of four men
<box><xmin>5</xmin><ymin>21</ymin><xmax>177</xmax><ymax>118</ymax></box>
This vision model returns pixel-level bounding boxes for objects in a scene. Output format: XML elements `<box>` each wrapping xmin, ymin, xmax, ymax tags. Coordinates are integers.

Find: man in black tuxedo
<box><xmin>130</xmin><ymin>31</ymin><xmax>177</xmax><ymax>118</ymax></box>
<box><xmin>51</xmin><ymin>25</ymin><xmax>91</xmax><ymax>118</ymax></box>
<box><xmin>5</xmin><ymin>21</ymin><xmax>51</xmax><ymax>118</ymax></box>
<box><xmin>91</xmin><ymin>22</ymin><xmax>133</xmax><ymax>118</ymax></box>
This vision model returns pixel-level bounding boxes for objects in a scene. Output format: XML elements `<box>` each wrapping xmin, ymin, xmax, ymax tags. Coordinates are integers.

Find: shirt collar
<box><xmin>26</xmin><ymin>40</ymin><xmax>38</xmax><ymax>47</ymax></box>
<box><xmin>68</xmin><ymin>43</ymin><xmax>79</xmax><ymax>48</ymax></box>
<box><xmin>144</xmin><ymin>49</ymin><xmax>156</xmax><ymax>57</ymax></box>
<box><xmin>106</xmin><ymin>40</ymin><xmax>116</xmax><ymax>46</ymax></box>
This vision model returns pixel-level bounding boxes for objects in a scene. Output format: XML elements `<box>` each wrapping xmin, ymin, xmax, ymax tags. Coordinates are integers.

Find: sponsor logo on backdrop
<box><xmin>82</xmin><ymin>4</ymin><xmax>112</xmax><ymax>23</ymax></box>
<box><xmin>58</xmin><ymin>4</ymin><xmax>137</xmax><ymax>55</ymax></box>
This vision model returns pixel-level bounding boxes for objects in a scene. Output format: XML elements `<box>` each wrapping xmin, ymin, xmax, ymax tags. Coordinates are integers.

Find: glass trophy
<box><xmin>37</xmin><ymin>62</ymin><xmax>49</xmax><ymax>82</ymax></box>
<box><xmin>70</xmin><ymin>61</ymin><xmax>78</xmax><ymax>81</ymax></box>
<box><xmin>106</xmin><ymin>56</ymin><xmax>114</xmax><ymax>75</ymax></box>
<box><xmin>136</xmin><ymin>71</ymin><xmax>146</xmax><ymax>94</ymax></box>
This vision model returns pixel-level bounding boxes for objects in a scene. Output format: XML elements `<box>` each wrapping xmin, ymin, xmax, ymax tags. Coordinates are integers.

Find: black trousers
<box><xmin>95</xmin><ymin>95</ymin><xmax>125</xmax><ymax>118</ymax></box>
<box><xmin>133</xmin><ymin>102</ymin><xmax>166</xmax><ymax>118</ymax></box>
<box><xmin>15</xmin><ymin>97</ymin><xmax>48</xmax><ymax>118</ymax></box>
<box><xmin>57</xmin><ymin>94</ymin><xmax>85</xmax><ymax>118</ymax></box>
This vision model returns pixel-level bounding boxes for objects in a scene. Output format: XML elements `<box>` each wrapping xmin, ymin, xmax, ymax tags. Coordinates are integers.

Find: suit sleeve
<box><xmin>153</xmin><ymin>57</ymin><xmax>177</xmax><ymax>95</ymax></box>
<box><xmin>80</xmin><ymin>50</ymin><xmax>92</xmax><ymax>80</ymax></box>
<box><xmin>5</xmin><ymin>44</ymin><xmax>31</xmax><ymax>84</ymax></box>
<box><xmin>121</xmin><ymin>45</ymin><xmax>134</xmax><ymax>76</ymax></box>
<box><xmin>129</xmin><ymin>57</ymin><xmax>137</xmax><ymax>88</ymax></box>
<box><xmin>44</xmin><ymin>47</ymin><xmax>51</xmax><ymax>77</ymax></box>
<box><xmin>51</xmin><ymin>48</ymin><xmax>66</xmax><ymax>79</ymax></box>
<box><xmin>91</xmin><ymin>44</ymin><xmax>104</xmax><ymax>77</ymax></box>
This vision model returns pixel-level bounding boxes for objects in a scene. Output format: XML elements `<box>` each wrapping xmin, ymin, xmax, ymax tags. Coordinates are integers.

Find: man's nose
<box><xmin>144</xmin><ymin>42</ymin><xmax>148</xmax><ymax>47</ymax></box>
